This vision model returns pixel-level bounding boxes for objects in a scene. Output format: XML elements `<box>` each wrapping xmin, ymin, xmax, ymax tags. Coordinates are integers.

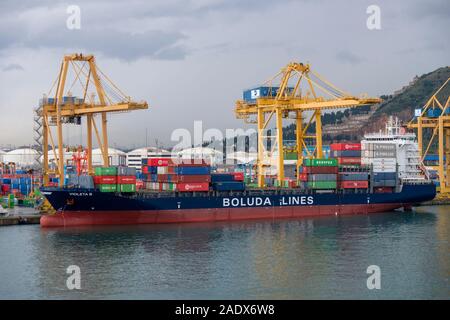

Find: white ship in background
<box><xmin>362</xmin><ymin>116</ymin><xmax>429</xmax><ymax>185</ymax></box>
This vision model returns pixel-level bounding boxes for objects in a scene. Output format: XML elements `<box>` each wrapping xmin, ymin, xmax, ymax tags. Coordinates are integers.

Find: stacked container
<box><xmin>94</xmin><ymin>167</ymin><xmax>118</xmax><ymax>192</ymax></box>
<box><xmin>94</xmin><ymin>166</ymin><xmax>137</xmax><ymax>193</ymax></box>
<box><xmin>211</xmin><ymin>173</ymin><xmax>245</xmax><ymax>191</ymax></box>
<box><xmin>362</xmin><ymin>143</ymin><xmax>397</xmax><ymax>191</ymax></box>
<box><xmin>299</xmin><ymin>158</ymin><xmax>338</xmax><ymax>189</ymax></box>
<box><xmin>142</xmin><ymin>158</ymin><xmax>211</xmax><ymax>192</ymax></box>
<box><xmin>330</xmin><ymin>143</ymin><xmax>362</xmax><ymax>166</ymax></box>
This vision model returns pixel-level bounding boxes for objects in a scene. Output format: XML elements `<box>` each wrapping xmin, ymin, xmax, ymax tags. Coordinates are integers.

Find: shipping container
<box><xmin>147</xmin><ymin>158</ymin><xmax>174</xmax><ymax>167</ymax></box>
<box><xmin>176</xmin><ymin>182</ymin><xmax>210</xmax><ymax>192</ymax></box>
<box><xmin>94</xmin><ymin>167</ymin><xmax>118</xmax><ymax>176</ymax></box>
<box><xmin>119</xmin><ymin>184</ymin><xmax>136</xmax><ymax>193</ymax></box>
<box><xmin>175</xmin><ymin>166</ymin><xmax>211</xmax><ymax>175</ymax></box>
<box><xmin>117</xmin><ymin>166</ymin><xmax>136</xmax><ymax>176</ymax></box>
<box><xmin>231</xmin><ymin>172</ymin><xmax>244</xmax><ymax>181</ymax></box>
<box><xmin>373</xmin><ymin>172</ymin><xmax>397</xmax><ymax>181</ymax></box>
<box><xmin>331</xmin><ymin>150</ymin><xmax>361</xmax><ymax>157</ymax></box>
<box><xmin>308</xmin><ymin>174</ymin><xmax>337</xmax><ymax>181</ymax></box>
<box><xmin>303</xmin><ymin>166</ymin><xmax>339</xmax><ymax>174</ymax></box>
<box><xmin>94</xmin><ymin>175</ymin><xmax>117</xmax><ymax>184</ymax></box>
<box><xmin>117</xmin><ymin>176</ymin><xmax>137</xmax><ymax>184</ymax></box>
<box><xmin>211</xmin><ymin>174</ymin><xmax>235</xmax><ymax>182</ymax></box>
<box><xmin>340</xmin><ymin>181</ymin><xmax>368</xmax><ymax>189</ymax></box>
<box><xmin>306</xmin><ymin>181</ymin><xmax>337</xmax><ymax>189</ymax></box>
<box><xmin>212</xmin><ymin>181</ymin><xmax>245</xmax><ymax>191</ymax></box>
<box><xmin>98</xmin><ymin>184</ymin><xmax>117</xmax><ymax>192</ymax></box>
<box><xmin>336</xmin><ymin>157</ymin><xmax>361</xmax><ymax>165</ymax></box>
<box><xmin>303</xmin><ymin>158</ymin><xmax>338</xmax><ymax>167</ymax></box>
<box><xmin>330</xmin><ymin>143</ymin><xmax>361</xmax><ymax>151</ymax></box>
<box><xmin>338</xmin><ymin>172</ymin><xmax>369</xmax><ymax>181</ymax></box>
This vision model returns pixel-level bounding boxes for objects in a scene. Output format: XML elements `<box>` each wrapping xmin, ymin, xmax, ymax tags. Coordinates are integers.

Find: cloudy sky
<box><xmin>0</xmin><ymin>0</ymin><xmax>448</xmax><ymax>149</ymax></box>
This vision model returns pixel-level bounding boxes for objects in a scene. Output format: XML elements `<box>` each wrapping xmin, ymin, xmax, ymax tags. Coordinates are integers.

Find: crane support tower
<box><xmin>407</xmin><ymin>77</ymin><xmax>450</xmax><ymax>193</ymax></box>
<box><xmin>38</xmin><ymin>53</ymin><xmax>148</xmax><ymax>186</ymax></box>
<box><xmin>235</xmin><ymin>61</ymin><xmax>381</xmax><ymax>187</ymax></box>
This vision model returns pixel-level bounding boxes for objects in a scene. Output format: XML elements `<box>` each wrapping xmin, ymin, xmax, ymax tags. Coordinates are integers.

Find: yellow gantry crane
<box><xmin>235</xmin><ymin>61</ymin><xmax>381</xmax><ymax>187</ymax></box>
<box><xmin>38</xmin><ymin>53</ymin><xmax>148</xmax><ymax>186</ymax></box>
<box><xmin>407</xmin><ymin>77</ymin><xmax>450</xmax><ymax>193</ymax></box>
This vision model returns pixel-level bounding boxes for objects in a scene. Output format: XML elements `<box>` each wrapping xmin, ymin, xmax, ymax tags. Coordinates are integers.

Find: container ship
<box><xmin>40</xmin><ymin>119</ymin><xmax>436</xmax><ymax>227</ymax></box>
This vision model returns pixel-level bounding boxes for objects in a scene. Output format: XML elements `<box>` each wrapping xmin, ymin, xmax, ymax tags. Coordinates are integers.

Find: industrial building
<box><xmin>126</xmin><ymin>147</ymin><xmax>171</xmax><ymax>170</ymax></box>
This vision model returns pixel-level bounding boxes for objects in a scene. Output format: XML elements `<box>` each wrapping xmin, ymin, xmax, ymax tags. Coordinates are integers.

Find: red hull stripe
<box><xmin>40</xmin><ymin>203</ymin><xmax>404</xmax><ymax>228</ymax></box>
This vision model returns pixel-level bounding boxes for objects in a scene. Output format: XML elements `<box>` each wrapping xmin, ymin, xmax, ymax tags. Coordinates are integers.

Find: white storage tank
<box><xmin>3</xmin><ymin>148</ymin><xmax>39</xmax><ymax>168</ymax></box>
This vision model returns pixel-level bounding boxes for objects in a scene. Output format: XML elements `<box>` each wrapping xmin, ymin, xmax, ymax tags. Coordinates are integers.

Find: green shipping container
<box><xmin>284</xmin><ymin>153</ymin><xmax>298</xmax><ymax>160</ymax></box>
<box><xmin>99</xmin><ymin>184</ymin><xmax>117</xmax><ymax>192</ymax></box>
<box><xmin>119</xmin><ymin>184</ymin><xmax>136</xmax><ymax>192</ymax></box>
<box><xmin>95</xmin><ymin>167</ymin><xmax>118</xmax><ymax>176</ymax></box>
<box><xmin>303</xmin><ymin>158</ymin><xmax>338</xmax><ymax>167</ymax></box>
<box><xmin>307</xmin><ymin>181</ymin><xmax>337</xmax><ymax>189</ymax></box>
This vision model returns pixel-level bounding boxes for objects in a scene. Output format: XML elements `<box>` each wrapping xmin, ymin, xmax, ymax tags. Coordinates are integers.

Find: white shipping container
<box><xmin>371</xmin><ymin>158</ymin><xmax>397</xmax><ymax>165</ymax></box>
<box><xmin>373</xmin><ymin>150</ymin><xmax>396</xmax><ymax>158</ymax></box>
<box><xmin>371</xmin><ymin>143</ymin><xmax>396</xmax><ymax>151</ymax></box>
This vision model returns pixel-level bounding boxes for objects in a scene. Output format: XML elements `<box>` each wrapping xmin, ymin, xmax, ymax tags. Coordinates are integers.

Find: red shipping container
<box><xmin>330</xmin><ymin>143</ymin><xmax>361</xmax><ymax>151</ymax></box>
<box><xmin>1</xmin><ymin>184</ymin><xmax>10</xmax><ymax>192</ymax></box>
<box><xmin>94</xmin><ymin>175</ymin><xmax>117</xmax><ymax>184</ymax></box>
<box><xmin>304</xmin><ymin>166</ymin><xmax>338</xmax><ymax>174</ymax></box>
<box><xmin>142</xmin><ymin>165</ymin><xmax>149</xmax><ymax>174</ymax></box>
<box><xmin>340</xmin><ymin>181</ymin><xmax>368</xmax><ymax>189</ymax></box>
<box><xmin>136</xmin><ymin>179</ymin><xmax>144</xmax><ymax>189</ymax></box>
<box><xmin>298</xmin><ymin>173</ymin><xmax>308</xmax><ymax>182</ymax></box>
<box><xmin>176</xmin><ymin>182</ymin><xmax>209</xmax><ymax>192</ymax></box>
<box><xmin>117</xmin><ymin>176</ymin><xmax>136</xmax><ymax>184</ymax></box>
<box><xmin>148</xmin><ymin>158</ymin><xmax>174</xmax><ymax>167</ymax></box>
<box><xmin>171</xmin><ymin>175</ymin><xmax>211</xmax><ymax>183</ymax></box>
<box><xmin>337</xmin><ymin>157</ymin><xmax>361</xmax><ymax>165</ymax></box>
<box><xmin>171</xmin><ymin>159</ymin><xmax>209</xmax><ymax>167</ymax></box>
<box><xmin>231</xmin><ymin>172</ymin><xmax>244</xmax><ymax>181</ymax></box>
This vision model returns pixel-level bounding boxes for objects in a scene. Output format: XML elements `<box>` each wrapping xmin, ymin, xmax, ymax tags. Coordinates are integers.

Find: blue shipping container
<box><xmin>212</xmin><ymin>181</ymin><xmax>245</xmax><ymax>191</ymax></box>
<box><xmin>332</xmin><ymin>150</ymin><xmax>362</xmax><ymax>157</ymax></box>
<box><xmin>373</xmin><ymin>172</ymin><xmax>397</xmax><ymax>181</ymax></box>
<box><xmin>175</xmin><ymin>166</ymin><xmax>211</xmax><ymax>175</ymax></box>
<box><xmin>211</xmin><ymin>174</ymin><xmax>235</xmax><ymax>182</ymax></box>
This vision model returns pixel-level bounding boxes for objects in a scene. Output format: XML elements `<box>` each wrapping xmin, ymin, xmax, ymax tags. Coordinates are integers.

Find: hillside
<box><xmin>364</xmin><ymin>66</ymin><xmax>450</xmax><ymax>133</ymax></box>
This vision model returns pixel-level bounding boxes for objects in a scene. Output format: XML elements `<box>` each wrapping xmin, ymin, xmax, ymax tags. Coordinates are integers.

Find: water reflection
<box><xmin>4</xmin><ymin>206</ymin><xmax>446</xmax><ymax>299</ymax></box>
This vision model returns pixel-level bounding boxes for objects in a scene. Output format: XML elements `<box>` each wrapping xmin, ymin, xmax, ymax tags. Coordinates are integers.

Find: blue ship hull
<box><xmin>40</xmin><ymin>183</ymin><xmax>436</xmax><ymax>227</ymax></box>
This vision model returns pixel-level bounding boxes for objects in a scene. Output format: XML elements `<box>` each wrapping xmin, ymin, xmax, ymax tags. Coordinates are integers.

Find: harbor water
<box><xmin>0</xmin><ymin>206</ymin><xmax>448</xmax><ymax>299</ymax></box>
